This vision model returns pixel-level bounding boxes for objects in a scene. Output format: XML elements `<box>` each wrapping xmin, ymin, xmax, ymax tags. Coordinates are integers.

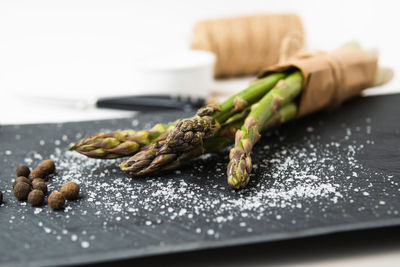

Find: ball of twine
<box><xmin>191</xmin><ymin>14</ymin><xmax>305</xmax><ymax>78</ymax></box>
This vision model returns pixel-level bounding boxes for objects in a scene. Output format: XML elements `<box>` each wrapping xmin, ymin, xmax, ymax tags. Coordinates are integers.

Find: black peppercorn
<box><xmin>13</xmin><ymin>182</ymin><xmax>31</xmax><ymax>201</ymax></box>
<box><xmin>0</xmin><ymin>191</ymin><xmax>3</xmax><ymax>205</ymax></box>
<box><xmin>48</xmin><ymin>192</ymin><xmax>65</xmax><ymax>210</ymax></box>
<box><xmin>27</xmin><ymin>189</ymin><xmax>44</xmax><ymax>206</ymax></box>
<box><xmin>16</xmin><ymin>165</ymin><xmax>30</xmax><ymax>177</ymax></box>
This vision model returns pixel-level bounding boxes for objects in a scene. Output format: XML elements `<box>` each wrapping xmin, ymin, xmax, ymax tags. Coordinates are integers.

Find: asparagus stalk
<box><xmin>69</xmin><ymin>123</ymin><xmax>173</xmax><ymax>159</ymax></box>
<box><xmin>227</xmin><ymin>71</ymin><xmax>303</xmax><ymax>189</ymax></box>
<box><xmin>120</xmin><ymin>102</ymin><xmax>298</xmax><ymax>176</ymax></box>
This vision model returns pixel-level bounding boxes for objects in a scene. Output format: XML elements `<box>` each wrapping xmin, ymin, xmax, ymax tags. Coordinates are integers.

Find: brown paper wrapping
<box><xmin>258</xmin><ymin>48</ymin><xmax>378</xmax><ymax>117</ymax></box>
<box><xmin>191</xmin><ymin>14</ymin><xmax>304</xmax><ymax>78</ymax></box>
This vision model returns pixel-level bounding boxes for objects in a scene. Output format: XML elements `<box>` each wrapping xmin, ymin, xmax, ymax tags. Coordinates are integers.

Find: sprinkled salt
<box><xmin>132</xmin><ymin>119</ymin><xmax>139</xmax><ymax>127</ymax></box>
<box><xmin>207</xmin><ymin>229</ymin><xmax>215</xmax><ymax>235</ymax></box>
<box><xmin>81</xmin><ymin>241</ymin><xmax>90</xmax><ymax>248</ymax></box>
<box><xmin>71</xmin><ymin>234</ymin><xmax>78</xmax><ymax>242</ymax></box>
<box><xmin>34</xmin><ymin>208</ymin><xmax>43</xmax><ymax>214</ymax></box>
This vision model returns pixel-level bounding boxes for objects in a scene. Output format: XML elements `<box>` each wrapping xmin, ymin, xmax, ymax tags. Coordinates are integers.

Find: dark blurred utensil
<box><xmin>96</xmin><ymin>95</ymin><xmax>205</xmax><ymax>112</ymax></box>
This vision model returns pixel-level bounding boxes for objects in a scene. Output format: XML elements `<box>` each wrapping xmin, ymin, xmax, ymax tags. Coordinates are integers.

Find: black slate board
<box><xmin>0</xmin><ymin>94</ymin><xmax>400</xmax><ymax>267</ymax></box>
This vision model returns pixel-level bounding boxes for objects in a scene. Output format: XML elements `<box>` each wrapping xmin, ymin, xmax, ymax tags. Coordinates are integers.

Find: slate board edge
<box><xmin>5</xmin><ymin>218</ymin><xmax>400</xmax><ymax>267</ymax></box>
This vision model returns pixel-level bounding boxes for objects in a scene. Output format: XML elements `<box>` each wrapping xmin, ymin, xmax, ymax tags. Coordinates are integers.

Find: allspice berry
<box><xmin>13</xmin><ymin>176</ymin><xmax>31</xmax><ymax>188</ymax></box>
<box><xmin>60</xmin><ymin>182</ymin><xmax>80</xmax><ymax>200</ymax></box>
<box><xmin>32</xmin><ymin>182</ymin><xmax>47</xmax><ymax>195</ymax></box>
<box><xmin>13</xmin><ymin>182</ymin><xmax>31</xmax><ymax>201</ymax></box>
<box><xmin>41</xmin><ymin>159</ymin><xmax>55</xmax><ymax>175</ymax></box>
<box><xmin>32</xmin><ymin>178</ymin><xmax>45</xmax><ymax>186</ymax></box>
<box><xmin>27</xmin><ymin>189</ymin><xmax>44</xmax><ymax>206</ymax></box>
<box><xmin>29</xmin><ymin>159</ymin><xmax>55</xmax><ymax>180</ymax></box>
<box><xmin>16</xmin><ymin>165</ymin><xmax>30</xmax><ymax>177</ymax></box>
<box><xmin>29</xmin><ymin>166</ymin><xmax>47</xmax><ymax>180</ymax></box>
<box><xmin>48</xmin><ymin>192</ymin><xmax>65</xmax><ymax>210</ymax></box>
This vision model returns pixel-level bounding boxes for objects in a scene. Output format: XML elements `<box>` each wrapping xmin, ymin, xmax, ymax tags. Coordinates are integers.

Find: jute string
<box><xmin>191</xmin><ymin>14</ymin><xmax>305</xmax><ymax>78</ymax></box>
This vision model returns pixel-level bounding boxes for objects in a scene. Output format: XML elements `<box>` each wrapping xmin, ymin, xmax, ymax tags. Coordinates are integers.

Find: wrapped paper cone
<box><xmin>258</xmin><ymin>47</ymin><xmax>378</xmax><ymax>117</ymax></box>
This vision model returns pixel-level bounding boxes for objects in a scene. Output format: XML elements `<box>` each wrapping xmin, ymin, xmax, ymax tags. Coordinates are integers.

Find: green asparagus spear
<box><xmin>227</xmin><ymin>71</ymin><xmax>303</xmax><ymax>189</ymax></box>
<box><xmin>69</xmin><ymin>123</ymin><xmax>173</xmax><ymax>159</ymax></box>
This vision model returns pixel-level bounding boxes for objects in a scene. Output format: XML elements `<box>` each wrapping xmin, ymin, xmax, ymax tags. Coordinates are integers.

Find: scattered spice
<box><xmin>13</xmin><ymin>182</ymin><xmax>31</xmax><ymax>201</ymax></box>
<box><xmin>42</xmin><ymin>159</ymin><xmax>55</xmax><ymax>175</ymax></box>
<box><xmin>13</xmin><ymin>176</ymin><xmax>31</xmax><ymax>188</ymax></box>
<box><xmin>48</xmin><ymin>192</ymin><xmax>65</xmax><ymax>210</ymax></box>
<box><xmin>33</xmin><ymin>182</ymin><xmax>48</xmax><ymax>195</ymax></box>
<box><xmin>32</xmin><ymin>178</ymin><xmax>46</xmax><ymax>186</ymax></box>
<box><xmin>27</xmin><ymin>190</ymin><xmax>44</xmax><ymax>206</ymax></box>
<box><xmin>29</xmin><ymin>166</ymin><xmax>47</xmax><ymax>180</ymax></box>
<box><xmin>60</xmin><ymin>182</ymin><xmax>80</xmax><ymax>200</ymax></box>
<box><xmin>29</xmin><ymin>159</ymin><xmax>55</xmax><ymax>180</ymax></box>
<box><xmin>16</xmin><ymin>165</ymin><xmax>30</xmax><ymax>177</ymax></box>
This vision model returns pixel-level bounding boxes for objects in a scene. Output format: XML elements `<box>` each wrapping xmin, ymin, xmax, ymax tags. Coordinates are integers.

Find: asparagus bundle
<box><xmin>118</xmin><ymin>72</ymin><xmax>290</xmax><ymax>175</ymax></box>
<box><xmin>71</xmin><ymin>73</ymin><xmax>285</xmax><ymax>159</ymax></box>
<box><xmin>71</xmin><ymin>45</ymin><xmax>385</xmax><ymax>190</ymax></box>
<box><xmin>120</xmin><ymin>102</ymin><xmax>298</xmax><ymax>175</ymax></box>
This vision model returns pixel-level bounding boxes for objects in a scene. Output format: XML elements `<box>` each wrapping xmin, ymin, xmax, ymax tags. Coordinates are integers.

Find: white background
<box><xmin>1</xmin><ymin>1</ymin><xmax>400</xmax><ymax>265</ymax></box>
<box><xmin>1</xmin><ymin>0</ymin><xmax>399</xmax><ymax>124</ymax></box>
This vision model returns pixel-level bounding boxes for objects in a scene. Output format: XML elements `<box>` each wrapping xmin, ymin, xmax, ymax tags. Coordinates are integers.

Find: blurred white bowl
<box><xmin>132</xmin><ymin>50</ymin><xmax>216</xmax><ymax>98</ymax></box>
